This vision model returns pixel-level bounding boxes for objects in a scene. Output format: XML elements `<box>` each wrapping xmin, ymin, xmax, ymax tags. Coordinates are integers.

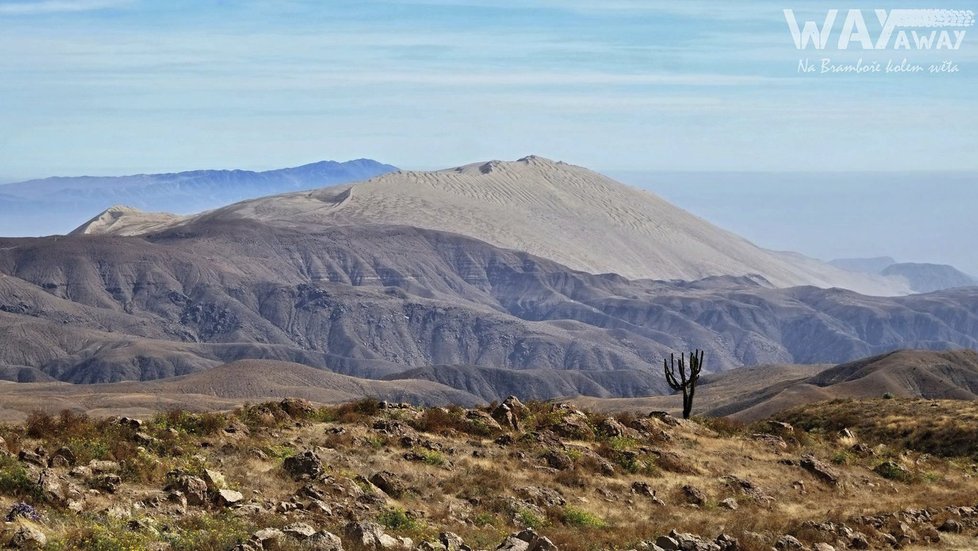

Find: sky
<box><xmin>1</xmin><ymin>0</ymin><xmax>976</xmax><ymax>179</ymax></box>
<box><xmin>1</xmin><ymin>0</ymin><xmax>976</xmax><ymax>271</ymax></box>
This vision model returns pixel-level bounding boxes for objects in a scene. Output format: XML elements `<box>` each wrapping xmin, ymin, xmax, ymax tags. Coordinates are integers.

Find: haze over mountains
<box><xmin>831</xmin><ymin>256</ymin><xmax>975</xmax><ymax>294</ymax></box>
<box><xmin>0</xmin><ymin>157</ymin><xmax>976</xmax><ymax>405</ymax></box>
<box><xmin>0</xmin><ymin>159</ymin><xmax>397</xmax><ymax>237</ymax></box>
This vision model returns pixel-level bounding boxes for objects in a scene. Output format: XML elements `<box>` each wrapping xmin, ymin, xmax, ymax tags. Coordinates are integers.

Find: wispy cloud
<box><xmin>0</xmin><ymin>0</ymin><xmax>129</xmax><ymax>16</ymax></box>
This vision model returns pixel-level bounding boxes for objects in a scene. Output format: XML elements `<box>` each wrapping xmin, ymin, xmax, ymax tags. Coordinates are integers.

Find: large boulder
<box><xmin>280</xmin><ymin>398</ymin><xmax>317</xmax><ymax>418</ymax></box>
<box><xmin>216</xmin><ymin>489</ymin><xmax>244</xmax><ymax>507</ymax></box>
<box><xmin>681</xmin><ymin>484</ymin><xmax>706</xmax><ymax>506</ymax></box>
<box><xmin>800</xmin><ymin>455</ymin><xmax>839</xmax><ymax>486</ymax></box>
<box><xmin>203</xmin><ymin>469</ymin><xmax>227</xmax><ymax>491</ymax></box>
<box><xmin>345</xmin><ymin>521</ymin><xmax>411</xmax><ymax>550</ymax></box>
<box><xmin>8</xmin><ymin>523</ymin><xmax>47</xmax><ymax>550</ymax></box>
<box><xmin>283</xmin><ymin>450</ymin><xmax>324</xmax><ymax>480</ymax></box>
<box><xmin>369</xmin><ymin>471</ymin><xmax>406</xmax><ymax>498</ymax></box>
<box><xmin>492</xmin><ymin>396</ymin><xmax>528</xmax><ymax>431</ymax></box>
<box><xmin>165</xmin><ymin>471</ymin><xmax>208</xmax><ymax>505</ymax></box>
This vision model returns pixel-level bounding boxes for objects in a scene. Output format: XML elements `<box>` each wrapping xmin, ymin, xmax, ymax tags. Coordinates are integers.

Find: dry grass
<box><xmin>0</xmin><ymin>398</ymin><xmax>977</xmax><ymax>550</ymax></box>
<box><xmin>775</xmin><ymin>398</ymin><xmax>978</xmax><ymax>458</ymax></box>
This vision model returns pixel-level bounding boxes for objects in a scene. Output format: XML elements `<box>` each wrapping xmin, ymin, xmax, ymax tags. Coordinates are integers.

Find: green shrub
<box><xmin>378</xmin><ymin>508</ymin><xmax>418</xmax><ymax>531</ymax></box>
<box><xmin>517</xmin><ymin>509</ymin><xmax>546</xmax><ymax>529</ymax></box>
<box><xmin>831</xmin><ymin>450</ymin><xmax>852</xmax><ymax>465</ymax></box>
<box><xmin>874</xmin><ymin>461</ymin><xmax>912</xmax><ymax>482</ymax></box>
<box><xmin>561</xmin><ymin>506</ymin><xmax>606</xmax><ymax>528</ymax></box>
<box><xmin>0</xmin><ymin>455</ymin><xmax>42</xmax><ymax>500</ymax></box>
<box><xmin>417</xmin><ymin>448</ymin><xmax>446</xmax><ymax>466</ymax></box>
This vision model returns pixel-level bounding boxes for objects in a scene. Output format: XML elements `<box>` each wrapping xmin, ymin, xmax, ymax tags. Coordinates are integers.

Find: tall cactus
<box><xmin>663</xmin><ymin>349</ymin><xmax>704</xmax><ymax>419</ymax></box>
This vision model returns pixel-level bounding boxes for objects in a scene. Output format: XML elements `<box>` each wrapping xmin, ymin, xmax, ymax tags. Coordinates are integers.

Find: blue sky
<box><xmin>1</xmin><ymin>0</ymin><xmax>976</xmax><ymax>179</ymax></box>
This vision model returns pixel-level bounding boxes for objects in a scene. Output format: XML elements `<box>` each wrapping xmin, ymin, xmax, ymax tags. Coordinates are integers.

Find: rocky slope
<box><xmin>1</xmin><ymin>397</ymin><xmax>978</xmax><ymax>550</ymax></box>
<box><xmin>2</xmin><ymin>220</ymin><xmax>978</xmax><ymax>388</ymax></box>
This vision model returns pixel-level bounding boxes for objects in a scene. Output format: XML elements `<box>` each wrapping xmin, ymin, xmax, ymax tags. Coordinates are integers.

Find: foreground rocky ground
<box><xmin>0</xmin><ymin>397</ymin><xmax>977</xmax><ymax>550</ymax></box>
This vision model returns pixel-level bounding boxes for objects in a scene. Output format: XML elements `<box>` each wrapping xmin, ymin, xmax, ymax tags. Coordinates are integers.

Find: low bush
<box><xmin>559</xmin><ymin>506</ymin><xmax>606</xmax><ymax>528</ymax></box>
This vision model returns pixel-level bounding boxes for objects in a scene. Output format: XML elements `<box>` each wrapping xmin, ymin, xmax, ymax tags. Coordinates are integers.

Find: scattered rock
<box><xmin>542</xmin><ymin>450</ymin><xmax>572</xmax><ymax>470</ymax></box>
<box><xmin>308</xmin><ymin>531</ymin><xmax>344</xmax><ymax>551</ymax></box>
<box><xmin>773</xmin><ymin>535</ymin><xmax>804</xmax><ymax>550</ymax></box>
<box><xmin>800</xmin><ymin>454</ymin><xmax>839</xmax><ymax>486</ymax></box>
<box><xmin>9</xmin><ymin>523</ymin><xmax>47</xmax><ymax>549</ymax></box>
<box><xmin>465</xmin><ymin>410</ymin><xmax>503</xmax><ymax>433</ymax></box>
<box><xmin>440</xmin><ymin>532</ymin><xmax>469</xmax><ymax>551</ymax></box>
<box><xmin>528</xmin><ymin>536</ymin><xmax>558</xmax><ymax>551</ymax></box>
<box><xmin>939</xmin><ymin>519</ymin><xmax>964</xmax><ymax>533</ymax></box>
<box><xmin>91</xmin><ymin>474</ymin><xmax>122</xmax><ymax>494</ymax></box>
<box><xmin>492</xmin><ymin>396</ymin><xmax>528</xmax><ymax>431</ymax></box>
<box><xmin>203</xmin><ymin>469</ymin><xmax>227</xmax><ymax>491</ymax></box>
<box><xmin>280</xmin><ymin>398</ymin><xmax>316</xmax><ymax>418</ymax></box>
<box><xmin>369</xmin><ymin>471</ymin><xmax>405</xmax><ymax>498</ymax></box>
<box><xmin>283</xmin><ymin>450</ymin><xmax>324</xmax><ymax>480</ymax></box>
<box><xmin>597</xmin><ymin>417</ymin><xmax>627</xmax><ymax>438</ymax></box>
<box><xmin>849</xmin><ymin>443</ymin><xmax>874</xmax><ymax>457</ymax></box>
<box><xmin>549</xmin><ymin>405</ymin><xmax>595</xmax><ymax>440</ymax></box>
<box><xmin>751</xmin><ymin>433</ymin><xmax>788</xmax><ymax>450</ymax></box>
<box><xmin>50</xmin><ymin>447</ymin><xmax>76</xmax><ymax>467</ymax></box>
<box><xmin>88</xmin><ymin>460</ymin><xmax>121</xmax><ymax>474</ymax></box>
<box><xmin>165</xmin><ymin>471</ymin><xmax>208</xmax><ymax>505</ymax></box>
<box><xmin>216</xmin><ymin>489</ymin><xmax>244</xmax><ymax>507</ymax></box>
<box><xmin>518</xmin><ymin>486</ymin><xmax>565</xmax><ymax>507</ymax></box>
<box><xmin>654</xmin><ymin>530</ymin><xmax>716</xmax><ymax>551</ymax></box>
<box><xmin>681</xmin><ymin>484</ymin><xmax>706</xmax><ymax>506</ymax></box>
<box><xmin>18</xmin><ymin>449</ymin><xmax>46</xmax><ymax>467</ymax></box>
<box><xmin>648</xmin><ymin>411</ymin><xmax>681</xmax><ymax>427</ymax></box>
<box><xmin>118</xmin><ymin>417</ymin><xmax>143</xmax><ymax>429</ymax></box>
<box><xmin>714</xmin><ymin>533</ymin><xmax>738</xmax><ymax>551</ymax></box>
<box><xmin>251</xmin><ymin>527</ymin><xmax>285</xmax><ymax>549</ymax></box>
<box><xmin>346</xmin><ymin>521</ymin><xmax>411</xmax><ymax>550</ymax></box>
<box><xmin>719</xmin><ymin>497</ymin><xmax>738</xmax><ymax>510</ymax></box>
<box><xmin>282</xmin><ymin>522</ymin><xmax>317</xmax><ymax>540</ymax></box>
<box><xmin>496</xmin><ymin>535</ymin><xmax>529</xmax><ymax>551</ymax></box>
<box><xmin>812</xmin><ymin>544</ymin><xmax>836</xmax><ymax>551</ymax></box>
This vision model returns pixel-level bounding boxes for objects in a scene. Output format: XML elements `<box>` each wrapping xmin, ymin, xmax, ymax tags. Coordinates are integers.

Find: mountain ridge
<box><xmin>0</xmin><ymin>158</ymin><xmax>398</xmax><ymax>237</ymax></box>
<box><xmin>75</xmin><ymin>155</ymin><xmax>911</xmax><ymax>296</ymax></box>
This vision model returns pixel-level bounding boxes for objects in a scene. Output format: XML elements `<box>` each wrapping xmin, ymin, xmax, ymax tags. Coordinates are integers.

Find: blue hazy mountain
<box><xmin>0</xmin><ymin>159</ymin><xmax>398</xmax><ymax>236</ymax></box>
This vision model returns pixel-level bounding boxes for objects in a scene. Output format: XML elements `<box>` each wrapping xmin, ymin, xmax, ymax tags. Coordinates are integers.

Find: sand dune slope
<box><xmin>77</xmin><ymin>156</ymin><xmax>909</xmax><ymax>295</ymax></box>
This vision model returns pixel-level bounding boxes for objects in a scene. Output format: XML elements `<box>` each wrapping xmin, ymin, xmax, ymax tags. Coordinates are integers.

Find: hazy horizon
<box><xmin>1</xmin><ymin>159</ymin><xmax>974</xmax><ymax>276</ymax></box>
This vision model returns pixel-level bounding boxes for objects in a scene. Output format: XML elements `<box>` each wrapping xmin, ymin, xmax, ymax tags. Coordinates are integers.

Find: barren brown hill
<box><xmin>577</xmin><ymin>350</ymin><xmax>978</xmax><ymax>421</ymax></box>
<box><xmin>0</xmin><ymin>360</ymin><xmax>480</xmax><ymax>423</ymax></box>
<box><xmin>2</xmin><ymin>215</ymin><xmax>978</xmax><ymax>390</ymax></box>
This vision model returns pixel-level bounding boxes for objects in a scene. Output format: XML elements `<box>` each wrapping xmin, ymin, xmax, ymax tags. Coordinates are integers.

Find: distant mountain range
<box><xmin>0</xmin><ymin>159</ymin><xmax>398</xmax><ymax>236</ymax></box>
<box><xmin>831</xmin><ymin>256</ymin><xmax>975</xmax><ymax>293</ymax></box>
<box><xmin>1</xmin><ymin>157</ymin><xmax>977</xmax><ymax>398</ymax></box>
